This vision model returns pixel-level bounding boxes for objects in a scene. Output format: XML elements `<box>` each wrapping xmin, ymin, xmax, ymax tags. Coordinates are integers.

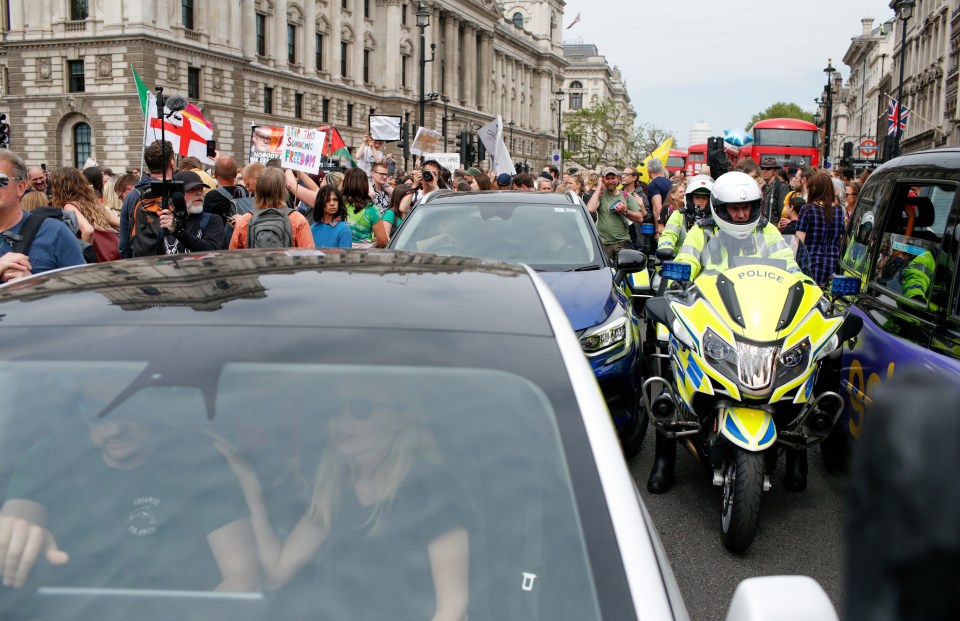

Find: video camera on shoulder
<box><xmin>149</xmin><ymin>179</ymin><xmax>187</xmax><ymax>233</ymax></box>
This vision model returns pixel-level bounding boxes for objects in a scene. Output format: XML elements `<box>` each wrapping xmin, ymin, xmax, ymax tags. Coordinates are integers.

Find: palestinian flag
<box><xmin>318</xmin><ymin>125</ymin><xmax>355</xmax><ymax>164</ymax></box>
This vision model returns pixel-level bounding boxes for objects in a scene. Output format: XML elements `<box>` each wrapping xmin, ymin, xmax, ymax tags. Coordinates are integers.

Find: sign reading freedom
<box><xmin>281</xmin><ymin>126</ymin><xmax>326</xmax><ymax>173</ymax></box>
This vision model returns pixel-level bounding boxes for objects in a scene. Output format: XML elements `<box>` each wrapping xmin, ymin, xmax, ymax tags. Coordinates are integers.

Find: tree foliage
<box><xmin>561</xmin><ymin>99</ymin><xmax>674</xmax><ymax>169</ymax></box>
<box><xmin>747</xmin><ymin>102</ymin><xmax>815</xmax><ymax>128</ymax></box>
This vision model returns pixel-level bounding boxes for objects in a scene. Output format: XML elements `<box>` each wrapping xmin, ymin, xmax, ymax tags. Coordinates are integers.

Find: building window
<box><xmin>315</xmin><ymin>33</ymin><xmax>324</xmax><ymax>70</ymax></box>
<box><xmin>364</xmin><ymin>0</ymin><xmax>370</xmax><ymax>18</ymax></box>
<box><xmin>294</xmin><ymin>93</ymin><xmax>303</xmax><ymax>119</ymax></box>
<box><xmin>512</xmin><ymin>12</ymin><xmax>523</xmax><ymax>28</ymax></box>
<box><xmin>322</xmin><ymin>98</ymin><xmax>330</xmax><ymax>123</ymax></box>
<box><xmin>402</xmin><ymin>3</ymin><xmax>407</xmax><ymax>25</ymax></box>
<box><xmin>288</xmin><ymin>24</ymin><xmax>297</xmax><ymax>63</ymax></box>
<box><xmin>570</xmin><ymin>80</ymin><xmax>583</xmax><ymax>89</ymax></box>
<box><xmin>264</xmin><ymin>87</ymin><xmax>273</xmax><ymax>114</ymax></box>
<box><xmin>67</xmin><ymin>60</ymin><xmax>85</xmax><ymax>93</ymax></box>
<box><xmin>71</xmin><ymin>0</ymin><xmax>88</xmax><ymax>21</ymax></box>
<box><xmin>181</xmin><ymin>0</ymin><xmax>194</xmax><ymax>30</ymax></box>
<box><xmin>256</xmin><ymin>14</ymin><xmax>266</xmax><ymax>56</ymax></box>
<box><xmin>341</xmin><ymin>41</ymin><xmax>349</xmax><ymax>77</ymax></box>
<box><xmin>347</xmin><ymin>103</ymin><xmax>354</xmax><ymax>126</ymax></box>
<box><xmin>363</xmin><ymin>49</ymin><xmax>370</xmax><ymax>83</ymax></box>
<box><xmin>73</xmin><ymin>123</ymin><xmax>91</xmax><ymax>168</ymax></box>
<box><xmin>341</xmin><ymin>0</ymin><xmax>347</xmax><ymax>9</ymax></box>
<box><xmin>569</xmin><ymin>92</ymin><xmax>582</xmax><ymax>110</ymax></box>
<box><xmin>401</xmin><ymin>55</ymin><xmax>409</xmax><ymax>88</ymax></box>
<box><xmin>187</xmin><ymin>67</ymin><xmax>200</xmax><ymax>99</ymax></box>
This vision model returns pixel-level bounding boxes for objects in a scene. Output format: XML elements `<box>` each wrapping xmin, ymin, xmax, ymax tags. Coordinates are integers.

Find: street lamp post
<box><xmin>823</xmin><ymin>59</ymin><xmax>836</xmax><ymax>169</ymax></box>
<box><xmin>891</xmin><ymin>0</ymin><xmax>915</xmax><ymax>158</ymax></box>
<box><xmin>555</xmin><ymin>89</ymin><xmax>564</xmax><ymax>174</ymax></box>
<box><xmin>507</xmin><ymin>120</ymin><xmax>515</xmax><ymax>152</ymax></box>
<box><xmin>416</xmin><ymin>1</ymin><xmax>435</xmax><ymax>164</ymax></box>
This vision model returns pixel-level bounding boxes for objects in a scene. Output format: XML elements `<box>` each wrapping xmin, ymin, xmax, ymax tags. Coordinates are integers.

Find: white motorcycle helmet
<box><xmin>710</xmin><ymin>171</ymin><xmax>763</xmax><ymax>239</ymax></box>
<box><xmin>684</xmin><ymin>174</ymin><xmax>714</xmax><ymax>221</ymax></box>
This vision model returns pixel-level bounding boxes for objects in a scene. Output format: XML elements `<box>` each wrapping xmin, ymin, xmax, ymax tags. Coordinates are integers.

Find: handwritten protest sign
<box><xmin>422</xmin><ymin>153</ymin><xmax>461</xmax><ymax>173</ymax></box>
<box><xmin>280</xmin><ymin>126</ymin><xmax>326</xmax><ymax>173</ymax></box>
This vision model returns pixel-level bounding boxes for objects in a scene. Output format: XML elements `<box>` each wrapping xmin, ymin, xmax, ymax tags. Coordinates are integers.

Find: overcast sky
<box><xmin>560</xmin><ymin>0</ymin><xmax>896</xmax><ymax>147</ymax></box>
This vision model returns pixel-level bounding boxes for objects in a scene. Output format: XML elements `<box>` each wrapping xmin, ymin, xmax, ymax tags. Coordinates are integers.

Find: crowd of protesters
<box><xmin>0</xmin><ymin>137</ymin><xmax>874</xmax><ymax>288</ymax></box>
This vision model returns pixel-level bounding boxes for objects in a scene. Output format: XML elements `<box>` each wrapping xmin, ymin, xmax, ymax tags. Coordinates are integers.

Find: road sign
<box><xmin>551</xmin><ymin>149</ymin><xmax>561</xmax><ymax>164</ymax></box>
<box><xmin>858</xmin><ymin>139</ymin><xmax>878</xmax><ymax>157</ymax></box>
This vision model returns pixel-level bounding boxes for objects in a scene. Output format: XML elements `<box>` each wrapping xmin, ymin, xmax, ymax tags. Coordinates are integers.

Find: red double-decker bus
<box><xmin>686</xmin><ymin>144</ymin><xmax>706</xmax><ymax>175</ymax></box>
<box><xmin>746</xmin><ymin>118</ymin><xmax>820</xmax><ymax>168</ymax></box>
<box><xmin>666</xmin><ymin>149</ymin><xmax>687</xmax><ymax>175</ymax></box>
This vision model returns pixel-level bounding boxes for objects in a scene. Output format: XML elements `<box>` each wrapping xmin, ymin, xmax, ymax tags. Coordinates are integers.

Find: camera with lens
<box><xmin>421</xmin><ymin>169</ymin><xmax>434</xmax><ymax>182</ymax></box>
<box><xmin>150</xmin><ymin>179</ymin><xmax>187</xmax><ymax>234</ymax></box>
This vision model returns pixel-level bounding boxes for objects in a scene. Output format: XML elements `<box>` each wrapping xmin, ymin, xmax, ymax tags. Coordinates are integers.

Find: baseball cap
<box><xmin>760</xmin><ymin>157</ymin><xmax>779</xmax><ymax>169</ymax></box>
<box><xmin>496</xmin><ymin>173</ymin><xmax>512</xmax><ymax>186</ymax></box>
<box><xmin>600</xmin><ymin>166</ymin><xmax>620</xmax><ymax>177</ymax></box>
<box><xmin>173</xmin><ymin>170</ymin><xmax>209</xmax><ymax>191</ymax></box>
<box><xmin>465</xmin><ymin>167</ymin><xmax>483</xmax><ymax>177</ymax></box>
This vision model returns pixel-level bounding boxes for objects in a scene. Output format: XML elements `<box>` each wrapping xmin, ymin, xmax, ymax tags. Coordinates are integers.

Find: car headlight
<box><xmin>580</xmin><ymin>309</ymin><xmax>631</xmax><ymax>359</ymax></box>
<box><xmin>736</xmin><ymin>342</ymin><xmax>778</xmax><ymax>391</ymax></box>
<box><xmin>703</xmin><ymin>328</ymin><xmax>734</xmax><ymax>361</ymax></box>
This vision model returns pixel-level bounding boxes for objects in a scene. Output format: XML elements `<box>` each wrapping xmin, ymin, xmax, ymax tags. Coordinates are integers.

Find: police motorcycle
<box><xmin>642</xmin><ymin>172</ymin><xmax>863</xmax><ymax>552</ymax></box>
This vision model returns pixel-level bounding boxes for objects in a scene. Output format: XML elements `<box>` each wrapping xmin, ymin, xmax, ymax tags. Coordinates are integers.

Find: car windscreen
<box><xmin>392</xmin><ymin>202</ymin><xmax>602</xmax><ymax>270</ymax></box>
<box><xmin>0</xmin><ymin>356</ymin><xmax>604</xmax><ymax>620</ymax></box>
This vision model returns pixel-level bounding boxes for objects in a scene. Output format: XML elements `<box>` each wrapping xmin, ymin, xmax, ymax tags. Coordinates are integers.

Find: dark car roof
<box><xmin>868</xmin><ymin>148</ymin><xmax>960</xmax><ymax>179</ymax></box>
<box><xmin>0</xmin><ymin>250</ymin><xmax>553</xmax><ymax>336</ymax></box>
<box><xmin>419</xmin><ymin>190</ymin><xmax>583</xmax><ymax>207</ymax></box>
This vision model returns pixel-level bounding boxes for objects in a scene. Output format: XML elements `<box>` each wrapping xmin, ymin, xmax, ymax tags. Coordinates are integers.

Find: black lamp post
<box><xmin>416</xmin><ymin>1</ymin><xmax>436</xmax><ymax>163</ymax></box>
<box><xmin>823</xmin><ymin>59</ymin><xmax>836</xmax><ymax>169</ymax></box>
<box><xmin>555</xmin><ymin>89</ymin><xmax>564</xmax><ymax>173</ymax></box>
<box><xmin>507</xmin><ymin>120</ymin><xmax>515</xmax><ymax>152</ymax></box>
<box><xmin>891</xmin><ymin>0</ymin><xmax>915</xmax><ymax>158</ymax></box>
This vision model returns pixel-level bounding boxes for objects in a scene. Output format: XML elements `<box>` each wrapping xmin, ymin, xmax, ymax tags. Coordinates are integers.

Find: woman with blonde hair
<box><xmin>212</xmin><ymin>385</ymin><xmax>470</xmax><ymax>620</ymax></box>
<box><xmin>49</xmin><ymin>167</ymin><xmax>118</xmax><ymax>242</ymax></box>
<box><xmin>20</xmin><ymin>191</ymin><xmax>50</xmax><ymax>212</ymax></box>
<box><xmin>102</xmin><ymin>176</ymin><xmax>124</xmax><ymax>218</ymax></box>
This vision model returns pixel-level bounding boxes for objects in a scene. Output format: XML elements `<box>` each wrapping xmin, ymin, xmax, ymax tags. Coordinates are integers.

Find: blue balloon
<box><xmin>723</xmin><ymin>128</ymin><xmax>754</xmax><ymax>147</ymax></box>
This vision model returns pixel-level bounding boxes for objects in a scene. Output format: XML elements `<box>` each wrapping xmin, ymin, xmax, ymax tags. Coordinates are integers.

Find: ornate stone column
<box><xmin>462</xmin><ymin>23</ymin><xmax>477</xmax><ymax>108</ymax></box>
<box><xmin>381</xmin><ymin>0</ymin><xmax>402</xmax><ymax>93</ymax></box>
<box><xmin>241</xmin><ymin>0</ymin><xmax>256</xmax><ymax>59</ymax></box>
<box><xmin>478</xmin><ymin>31</ymin><xmax>492</xmax><ymax>112</ymax></box>
<box><xmin>444</xmin><ymin>14</ymin><xmax>459</xmax><ymax>102</ymax></box>
<box><xmin>274</xmin><ymin>0</ymin><xmax>289</xmax><ymax>67</ymax></box>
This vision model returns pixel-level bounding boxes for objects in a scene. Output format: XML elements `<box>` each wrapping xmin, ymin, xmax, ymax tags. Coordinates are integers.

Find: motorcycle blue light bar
<box><xmin>831</xmin><ymin>276</ymin><xmax>861</xmax><ymax>296</ymax></box>
<box><xmin>662</xmin><ymin>261</ymin><xmax>692</xmax><ymax>282</ymax></box>
<box><xmin>641</xmin><ymin>224</ymin><xmax>655</xmax><ymax>235</ymax></box>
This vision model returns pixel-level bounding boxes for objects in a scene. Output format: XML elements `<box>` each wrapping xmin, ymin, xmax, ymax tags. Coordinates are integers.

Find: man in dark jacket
<box><xmin>156</xmin><ymin>171</ymin><xmax>225</xmax><ymax>254</ymax></box>
<box><xmin>760</xmin><ymin>157</ymin><xmax>789</xmax><ymax>223</ymax></box>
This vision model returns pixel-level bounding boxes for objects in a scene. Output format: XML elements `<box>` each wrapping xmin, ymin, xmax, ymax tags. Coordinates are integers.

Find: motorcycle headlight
<box><xmin>779</xmin><ymin>338</ymin><xmax>810</xmax><ymax>368</ymax></box>
<box><xmin>736</xmin><ymin>342</ymin><xmax>778</xmax><ymax>391</ymax></box>
<box><xmin>580</xmin><ymin>309</ymin><xmax>632</xmax><ymax>360</ymax></box>
<box><xmin>703</xmin><ymin>329</ymin><xmax>734</xmax><ymax>361</ymax></box>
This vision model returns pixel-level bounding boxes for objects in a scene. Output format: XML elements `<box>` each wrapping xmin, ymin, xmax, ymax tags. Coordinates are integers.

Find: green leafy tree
<box><xmin>561</xmin><ymin>98</ymin><xmax>633</xmax><ymax>170</ymax></box>
<box><xmin>747</xmin><ymin>102</ymin><xmax>815</xmax><ymax>128</ymax></box>
<box><xmin>625</xmin><ymin>123</ymin><xmax>676</xmax><ymax>166</ymax></box>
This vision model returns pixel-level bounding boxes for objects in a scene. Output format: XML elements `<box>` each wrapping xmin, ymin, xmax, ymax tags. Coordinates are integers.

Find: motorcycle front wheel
<box><xmin>720</xmin><ymin>448</ymin><xmax>764</xmax><ymax>553</ymax></box>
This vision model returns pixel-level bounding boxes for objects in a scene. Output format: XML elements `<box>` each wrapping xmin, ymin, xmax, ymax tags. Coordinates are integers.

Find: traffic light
<box><xmin>465</xmin><ymin>133</ymin><xmax>475</xmax><ymax>166</ymax></box>
<box><xmin>842</xmin><ymin>141</ymin><xmax>853</xmax><ymax>164</ymax></box>
<box><xmin>476</xmin><ymin>132</ymin><xmax>486</xmax><ymax>163</ymax></box>
<box><xmin>455</xmin><ymin>131</ymin><xmax>466</xmax><ymax>162</ymax></box>
<box><xmin>401</xmin><ymin>119</ymin><xmax>410</xmax><ymax>162</ymax></box>
<box><xmin>0</xmin><ymin>114</ymin><xmax>9</xmax><ymax>149</ymax></box>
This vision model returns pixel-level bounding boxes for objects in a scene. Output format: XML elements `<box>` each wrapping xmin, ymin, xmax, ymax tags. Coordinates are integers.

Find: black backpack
<box><xmin>12</xmin><ymin>207</ymin><xmax>96</xmax><ymax>263</ymax></box>
<box><xmin>216</xmin><ymin>187</ymin><xmax>254</xmax><ymax>216</ymax></box>
<box><xmin>247</xmin><ymin>208</ymin><xmax>294</xmax><ymax>249</ymax></box>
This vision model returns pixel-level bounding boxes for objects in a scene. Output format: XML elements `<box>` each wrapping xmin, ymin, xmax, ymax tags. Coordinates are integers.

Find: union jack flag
<box><xmin>888</xmin><ymin>97</ymin><xmax>909</xmax><ymax>136</ymax></box>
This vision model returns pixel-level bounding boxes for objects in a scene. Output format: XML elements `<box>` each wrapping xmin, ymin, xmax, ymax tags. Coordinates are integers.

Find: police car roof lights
<box><xmin>831</xmin><ymin>275</ymin><xmax>861</xmax><ymax>297</ymax></box>
<box><xmin>662</xmin><ymin>261</ymin><xmax>692</xmax><ymax>282</ymax></box>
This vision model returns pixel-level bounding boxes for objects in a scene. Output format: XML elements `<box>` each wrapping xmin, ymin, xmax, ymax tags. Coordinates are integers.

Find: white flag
<box><xmin>478</xmin><ymin>116</ymin><xmax>514</xmax><ymax>176</ymax></box>
<box><xmin>143</xmin><ymin>93</ymin><xmax>214</xmax><ymax>165</ymax></box>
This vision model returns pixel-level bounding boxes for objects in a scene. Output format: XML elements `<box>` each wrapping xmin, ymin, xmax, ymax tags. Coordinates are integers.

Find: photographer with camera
<box><xmin>412</xmin><ymin>159</ymin><xmax>445</xmax><ymax>207</ymax></box>
<box><xmin>155</xmin><ymin>171</ymin><xmax>224</xmax><ymax>254</ymax></box>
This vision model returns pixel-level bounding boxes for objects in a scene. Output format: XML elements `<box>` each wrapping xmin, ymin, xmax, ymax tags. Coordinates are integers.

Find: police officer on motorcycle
<box><xmin>647</xmin><ymin>171</ymin><xmax>810</xmax><ymax>494</ymax></box>
<box><xmin>656</xmin><ymin>174</ymin><xmax>713</xmax><ymax>261</ymax></box>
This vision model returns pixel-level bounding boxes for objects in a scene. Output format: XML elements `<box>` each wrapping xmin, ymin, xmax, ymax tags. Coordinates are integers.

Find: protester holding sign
<box><xmin>355</xmin><ymin>133</ymin><xmax>384</xmax><ymax>176</ymax></box>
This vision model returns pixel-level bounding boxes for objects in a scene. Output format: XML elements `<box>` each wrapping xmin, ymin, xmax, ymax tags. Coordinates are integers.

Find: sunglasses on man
<box><xmin>0</xmin><ymin>173</ymin><xmax>23</xmax><ymax>188</ymax></box>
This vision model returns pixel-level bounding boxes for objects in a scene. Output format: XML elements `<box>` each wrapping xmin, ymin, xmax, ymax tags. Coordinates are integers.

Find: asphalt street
<box><xmin>628</xmin><ymin>429</ymin><xmax>847</xmax><ymax>621</ymax></box>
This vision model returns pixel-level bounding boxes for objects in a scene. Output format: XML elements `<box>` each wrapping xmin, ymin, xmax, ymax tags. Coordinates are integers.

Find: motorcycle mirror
<box><xmin>655</xmin><ymin>247</ymin><xmax>675</xmax><ymax>262</ymax></box>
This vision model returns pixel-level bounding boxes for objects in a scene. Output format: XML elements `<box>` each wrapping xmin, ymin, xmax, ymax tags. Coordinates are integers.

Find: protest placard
<box><xmin>422</xmin><ymin>153</ymin><xmax>461</xmax><ymax>173</ymax></box>
<box><xmin>369</xmin><ymin>115</ymin><xmax>402</xmax><ymax>141</ymax></box>
<box><xmin>279</xmin><ymin>126</ymin><xmax>326</xmax><ymax>173</ymax></box>
<box><xmin>410</xmin><ymin>127</ymin><xmax>442</xmax><ymax>156</ymax></box>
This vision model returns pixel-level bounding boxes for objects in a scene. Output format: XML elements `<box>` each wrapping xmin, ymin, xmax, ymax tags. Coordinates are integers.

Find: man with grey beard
<box><xmin>156</xmin><ymin>170</ymin><xmax>224</xmax><ymax>254</ymax></box>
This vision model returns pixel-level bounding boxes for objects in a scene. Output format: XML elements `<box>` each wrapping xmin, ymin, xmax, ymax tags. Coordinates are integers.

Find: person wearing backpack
<box><xmin>119</xmin><ymin>140</ymin><xmax>176</xmax><ymax>258</ymax></box>
<box><xmin>0</xmin><ymin>151</ymin><xmax>85</xmax><ymax>283</ymax></box>
<box><xmin>228</xmin><ymin>168</ymin><xmax>314</xmax><ymax>250</ymax></box>
<box><xmin>203</xmin><ymin>155</ymin><xmax>252</xmax><ymax>249</ymax></box>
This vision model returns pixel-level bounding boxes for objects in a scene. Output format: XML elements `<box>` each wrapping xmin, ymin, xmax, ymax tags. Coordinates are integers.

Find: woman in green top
<box><xmin>341</xmin><ymin>168</ymin><xmax>381</xmax><ymax>248</ymax></box>
<box><xmin>374</xmin><ymin>183</ymin><xmax>413</xmax><ymax>247</ymax></box>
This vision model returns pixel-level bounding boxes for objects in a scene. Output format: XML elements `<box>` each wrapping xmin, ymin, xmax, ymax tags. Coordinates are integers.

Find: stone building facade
<box><xmin>0</xmin><ymin>0</ymin><xmax>571</xmax><ymax>172</ymax></box>
<box><xmin>842</xmin><ymin>17</ymin><xmax>896</xmax><ymax>164</ymax></box>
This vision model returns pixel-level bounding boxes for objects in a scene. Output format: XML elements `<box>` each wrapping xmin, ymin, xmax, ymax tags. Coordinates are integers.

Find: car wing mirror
<box><xmin>614</xmin><ymin>249</ymin><xmax>647</xmax><ymax>286</ymax></box>
<box><xmin>725</xmin><ymin>576</ymin><xmax>838</xmax><ymax>621</ymax></box>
